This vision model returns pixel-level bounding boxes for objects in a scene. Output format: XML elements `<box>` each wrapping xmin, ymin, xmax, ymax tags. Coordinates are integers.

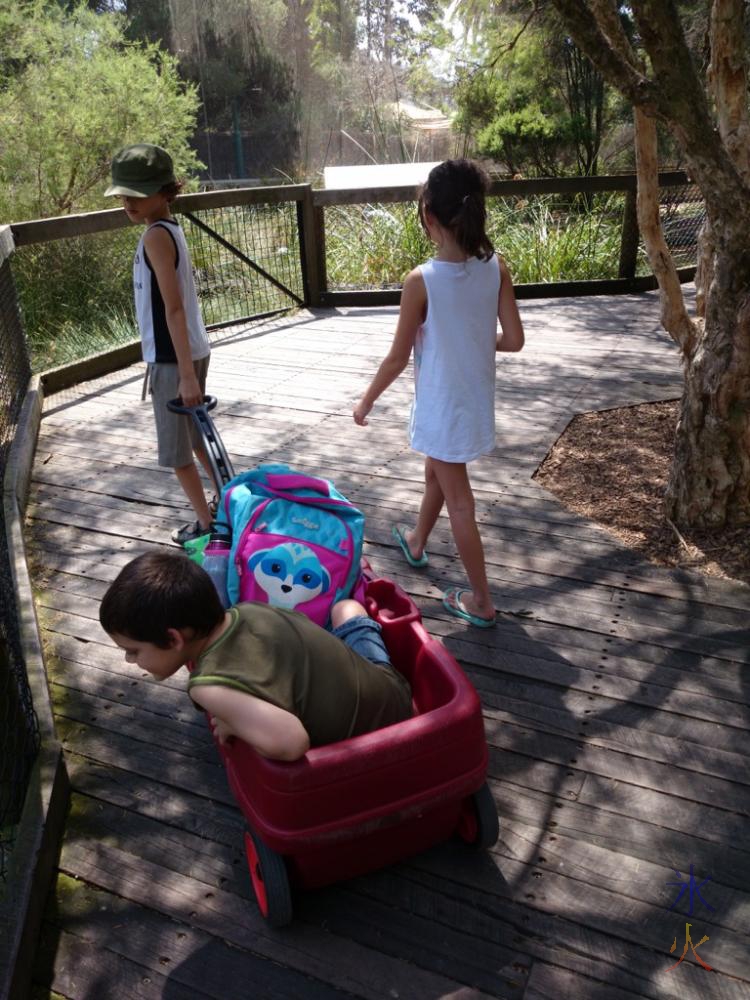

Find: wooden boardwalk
<box><xmin>26</xmin><ymin>292</ymin><xmax>750</xmax><ymax>999</ymax></box>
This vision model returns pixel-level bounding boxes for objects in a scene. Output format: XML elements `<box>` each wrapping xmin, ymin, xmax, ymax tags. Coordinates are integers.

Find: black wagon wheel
<box><xmin>244</xmin><ymin>830</ymin><xmax>293</xmax><ymax>927</ymax></box>
<box><xmin>456</xmin><ymin>782</ymin><xmax>500</xmax><ymax>849</ymax></box>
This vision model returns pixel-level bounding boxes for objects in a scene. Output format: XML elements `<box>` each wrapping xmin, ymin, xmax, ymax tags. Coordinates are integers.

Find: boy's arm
<box><xmin>353</xmin><ymin>268</ymin><xmax>426</xmax><ymax>425</ymax></box>
<box><xmin>496</xmin><ymin>255</ymin><xmax>525</xmax><ymax>353</ymax></box>
<box><xmin>190</xmin><ymin>684</ymin><xmax>311</xmax><ymax>762</ymax></box>
<box><xmin>143</xmin><ymin>225</ymin><xmax>203</xmax><ymax>406</ymax></box>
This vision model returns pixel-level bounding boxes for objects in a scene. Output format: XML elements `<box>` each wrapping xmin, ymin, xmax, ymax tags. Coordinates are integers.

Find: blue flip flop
<box><xmin>442</xmin><ymin>587</ymin><xmax>496</xmax><ymax>628</ymax></box>
<box><xmin>392</xmin><ymin>523</ymin><xmax>428</xmax><ymax>568</ymax></box>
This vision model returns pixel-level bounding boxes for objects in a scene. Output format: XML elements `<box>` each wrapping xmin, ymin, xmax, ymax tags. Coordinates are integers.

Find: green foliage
<box><xmin>0</xmin><ymin>1</ymin><xmax>202</xmax><ymax>222</ymax></box>
<box><xmin>490</xmin><ymin>195</ymin><xmax>624</xmax><ymax>283</ymax></box>
<box><xmin>325</xmin><ymin>194</ymin><xmax>626</xmax><ymax>289</ymax></box>
<box><xmin>13</xmin><ymin>229</ymin><xmax>140</xmax><ymax>369</ymax></box>
<box><xmin>308</xmin><ymin>0</ymin><xmax>357</xmax><ymax>67</ymax></box>
<box><xmin>453</xmin><ymin>8</ymin><xmax>619</xmax><ymax>177</ymax></box>
<box><xmin>455</xmin><ymin>21</ymin><xmax>575</xmax><ymax>176</ymax></box>
<box><xmin>325</xmin><ymin>203</ymin><xmax>432</xmax><ymax>288</ymax></box>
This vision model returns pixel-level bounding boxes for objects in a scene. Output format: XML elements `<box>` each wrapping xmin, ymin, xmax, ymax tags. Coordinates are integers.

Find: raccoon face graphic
<box><xmin>247</xmin><ymin>542</ymin><xmax>331</xmax><ymax>610</ymax></box>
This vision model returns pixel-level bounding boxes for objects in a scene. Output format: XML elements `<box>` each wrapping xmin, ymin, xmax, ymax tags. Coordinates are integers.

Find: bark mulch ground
<box><xmin>534</xmin><ymin>398</ymin><xmax>750</xmax><ymax>588</ymax></box>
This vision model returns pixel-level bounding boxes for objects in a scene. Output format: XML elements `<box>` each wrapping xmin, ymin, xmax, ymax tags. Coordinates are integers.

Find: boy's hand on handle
<box><xmin>178</xmin><ymin>372</ymin><xmax>203</xmax><ymax>408</ymax></box>
<box><xmin>353</xmin><ymin>398</ymin><xmax>372</xmax><ymax>426</ymax></box>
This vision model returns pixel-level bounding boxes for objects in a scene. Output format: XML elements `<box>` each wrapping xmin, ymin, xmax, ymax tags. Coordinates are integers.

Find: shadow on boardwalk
<box><xmin>27</xmin><ymin>290</ymin><xmax>750</xmax><ymax>999</ymax></box>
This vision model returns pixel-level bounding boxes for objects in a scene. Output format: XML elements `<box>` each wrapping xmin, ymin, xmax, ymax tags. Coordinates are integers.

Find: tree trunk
<box><xmin>667</xmin><ymin>246</ymin><xmax>750</xmax><ymax>526</ymax></box>
<box><xmin>550</xmin><ymin>0</ymin><xmax>750</xmax><ymax>529</ymax></box>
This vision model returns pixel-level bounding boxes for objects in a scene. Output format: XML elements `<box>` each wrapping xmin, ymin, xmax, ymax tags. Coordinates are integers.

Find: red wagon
<box><xmin>213</xmin><ymin>568</ymin><xmax>498</xmax><ymax>925</ymax></box>
<box><xmin>171</xmin><ymin>398</ymin><xmax>498</xmax><ymax>925</ymax></box>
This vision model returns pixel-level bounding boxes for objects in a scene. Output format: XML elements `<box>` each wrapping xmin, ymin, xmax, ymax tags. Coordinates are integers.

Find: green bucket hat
<box><xmin>105</xmin><ymin>143</ymin><xmax>175</xmax><ymax>197</ymax></box>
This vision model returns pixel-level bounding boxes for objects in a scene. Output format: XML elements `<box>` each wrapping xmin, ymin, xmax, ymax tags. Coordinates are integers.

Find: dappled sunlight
<box><xmin>25</xmin><ymin>296</ymin><xmax>750</xmax><ymax>997</ymax></box>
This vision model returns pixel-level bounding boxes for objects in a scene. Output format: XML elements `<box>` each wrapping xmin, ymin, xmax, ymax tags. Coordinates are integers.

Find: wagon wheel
<box><xmin>456</xmin><ymin>782</ymin><xmax>499</xmax><ymax>849</ymax></box>
<box><xmin>244</xmin><ymin>830</ymin><xmax>293</xmax><ymax>927</ymax></box>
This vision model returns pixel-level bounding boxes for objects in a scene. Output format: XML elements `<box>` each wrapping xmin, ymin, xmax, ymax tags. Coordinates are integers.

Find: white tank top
<box><xmin>133</xmin><ymin>219</ymin><xmax>210</xmax><ymax>364</ymax></box>
<box><xmin>409</xmin><ymin>254</ymin><xmax>500</xmax><ymax>462</ymax></box>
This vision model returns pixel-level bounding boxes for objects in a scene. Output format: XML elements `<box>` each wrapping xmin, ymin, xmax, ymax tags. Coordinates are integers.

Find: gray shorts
<box><xmin>149</xmin><ymin>356</ymin><xmax>210</xmax><ymax>468</ymax></box>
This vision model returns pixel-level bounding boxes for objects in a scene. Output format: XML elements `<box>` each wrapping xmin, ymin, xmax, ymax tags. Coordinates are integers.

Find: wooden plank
<box><xmin>12</xmin><ymin>186</ymin><xmax>307</xmax><ymax>245</ymax></box>
<box><xmin>37</xmin><ymin>874</ymin><xmax>351</xmax><ymax>1000</ymax></box>
<box><xmin>24</xmin><ymin>295</ymin><xmax>750</xmax><ymax>1000</ymax></box>
<box><xmin>64</xmin><ymin>753</ymin><xmax>245</xmax><ymax>846</ymax></box>
<box><xmin>57</xmin><ymin>839</ymin><xmax>500</xmax><ymax>1000</ymax></box>
<box><xmin>523</xmin><ymin>961</ymin><xmax>742</xmax><ymax>1000</ymax></box>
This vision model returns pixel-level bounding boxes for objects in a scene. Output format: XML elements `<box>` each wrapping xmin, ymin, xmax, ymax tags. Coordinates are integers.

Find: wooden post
<box><xmin>618</xmin><ymin>188</ymin><xmax>640</xmax><ymax>279</ymax></box>
<box><xmin>298</xmin><ymin>185</ymin><xmax>326</xmax><ymax>308</ymax></box>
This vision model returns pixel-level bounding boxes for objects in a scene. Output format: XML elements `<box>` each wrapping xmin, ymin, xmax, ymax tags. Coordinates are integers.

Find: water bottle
<box><xmin>203</xmin><ymin>533</ymin><xmax>231</xmax><ymax>609</ymax></box>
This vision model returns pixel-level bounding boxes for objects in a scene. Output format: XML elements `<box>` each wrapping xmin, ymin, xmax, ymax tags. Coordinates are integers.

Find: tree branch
<box><xmin>633</xmin><ymin>107</ymin><xmax>698</xmax><ymax>357</ymax></box>
<box><xmin>590</xmin><ymin>0</ymin><xmax>638</xmax><ymax>67</ymax></box>
<box><xmin>631</xmin><ymin>0</ymin><xmax>748</xmax><ymax>219</ymax></box>
<box><xmin>548</xmin><ymin>0</ymin><xmax>659</xmax><ymax>112</ymax></box>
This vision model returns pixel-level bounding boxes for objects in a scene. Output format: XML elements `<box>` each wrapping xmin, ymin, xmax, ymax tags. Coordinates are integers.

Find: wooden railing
<box><xmin>10</xmin><ymin>170</ymin><xmax>697</xmax><ymax>310</ymax></box>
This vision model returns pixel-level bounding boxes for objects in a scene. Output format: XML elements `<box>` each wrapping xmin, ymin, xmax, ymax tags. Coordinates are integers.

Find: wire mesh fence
<box><xmin>180</xmin><ymin>200</ymin><xmax>303</xmax><ymax>328</ymax></box>
<box><xmin>11</xmin><ymin>199</ymin><xmax>305</xmax><ymax>373</ymax></box>
<box><xmin>324</xmin><ymin>182</ymin><xmax>703</xmax><ymax>292</ymax></box>
<box><xmin>659</xmin><ymin>183</ymin><xmax>705</xmax><ymax>269</ymax></box>
<box><xmin>0</xmin><ymin>250</ymin><xmax>39</xmax><ymax>889</ymax></box>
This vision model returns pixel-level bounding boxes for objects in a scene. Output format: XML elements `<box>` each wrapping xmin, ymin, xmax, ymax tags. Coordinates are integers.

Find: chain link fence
<box><xmin>0</xmin><ymin>236</ymin><xmax>39</xmax><ymax>889</ymax></box>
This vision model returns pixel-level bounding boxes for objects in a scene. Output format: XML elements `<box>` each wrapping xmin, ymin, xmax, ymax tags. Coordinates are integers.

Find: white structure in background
<box><xmin>324</xmin><ymin>161</ymin><xmax>440</xmax><ymax>189</ymax></box>
<box><xmin>389</xmin><ymin>99</ymin><xmax>453</xmax><ymax>135</ymax></box>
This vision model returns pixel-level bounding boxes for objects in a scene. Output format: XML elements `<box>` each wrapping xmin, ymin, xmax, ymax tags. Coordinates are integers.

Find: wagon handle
<box><xmin>166</xmin><ymin>396</ymin><xmax>235</xmax><ymax>490</ymax></box>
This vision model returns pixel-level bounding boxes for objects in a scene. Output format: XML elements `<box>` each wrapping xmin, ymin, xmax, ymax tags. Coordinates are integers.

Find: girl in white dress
<box><xmin>353</xmin><ymin>160</ymin><xmax>525</xmax><ymax>627</ymax></box>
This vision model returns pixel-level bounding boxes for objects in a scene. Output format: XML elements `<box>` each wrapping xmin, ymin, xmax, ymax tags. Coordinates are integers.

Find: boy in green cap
<box><xmin>105</xmin><ymin>143</ymin><xmax>213</xmax><ymax>545</ymax></box>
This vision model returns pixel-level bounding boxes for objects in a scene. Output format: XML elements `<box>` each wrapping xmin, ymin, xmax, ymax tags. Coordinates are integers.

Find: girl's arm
<box><xmin>496</xmin><ymin>255</ymin><xmax>525</xmax><ymax>353</ymax></box>
<box><xmin>190</xmin><ymin>684</ymin><xmax>311</xmax><ymax>762</ymax></box>
<box><xmin>144</xmin><ymin>225</ymin><xmax>203</xmax><ymax>406</ymax></box>
<box><xmin>353</xmin><ymin>268</ymin><xmax>426</xmax><ymax>425</ymax></box>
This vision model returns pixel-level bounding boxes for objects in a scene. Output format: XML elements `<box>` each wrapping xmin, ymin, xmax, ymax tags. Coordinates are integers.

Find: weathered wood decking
<box><xmin>27</xmin><ymin>293</ymin><xmax>750</xmax><ymax>999</ymax></box>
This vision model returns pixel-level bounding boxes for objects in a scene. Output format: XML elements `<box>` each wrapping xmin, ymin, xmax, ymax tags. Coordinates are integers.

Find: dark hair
<box><xmin>99</xmin><ymin>551</ymin><xmax>224</xmax><ymax>646</ymax></box>
<box><xmin>159</xmin><ymin>180</ymin><xmax>183</xmax><ymax>202</ymax></box>
<box><xmin>418</xmin><ymin>159</ymin><xmax>494</xmax><ymax>261</ymax></box>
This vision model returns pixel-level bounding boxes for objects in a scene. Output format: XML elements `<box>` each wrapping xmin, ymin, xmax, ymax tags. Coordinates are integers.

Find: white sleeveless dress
<box><xmin>409</xmin><ymin>255</ymin><xmax>500</xmax><ymax>462</ymax></box>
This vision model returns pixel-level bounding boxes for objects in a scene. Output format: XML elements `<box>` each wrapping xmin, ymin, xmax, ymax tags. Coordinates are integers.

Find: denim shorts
<box><xmin>332</xmin><ymin>615</ymin><xmax>392</xmax><ymax>667</ymax></box>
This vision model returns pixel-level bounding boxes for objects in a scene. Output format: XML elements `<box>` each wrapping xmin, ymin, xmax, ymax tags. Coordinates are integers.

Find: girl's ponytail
<box><xmin>419</xmin><ymin>159</ymin><xmax>494</xmax><ymax>261</ymax></box>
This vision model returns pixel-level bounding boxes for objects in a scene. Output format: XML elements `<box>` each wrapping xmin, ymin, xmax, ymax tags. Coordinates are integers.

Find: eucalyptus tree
<box><xmin>545</xmin><ymin>0</ymin><xmax>750</xmax><ymax>528</ymax></box>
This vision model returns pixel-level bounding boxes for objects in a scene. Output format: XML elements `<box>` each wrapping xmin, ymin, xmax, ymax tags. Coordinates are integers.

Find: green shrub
<box><xmin>13</xmin><ymin>229</ymin><xmax>139</xmax><ymax>371</ymax></box>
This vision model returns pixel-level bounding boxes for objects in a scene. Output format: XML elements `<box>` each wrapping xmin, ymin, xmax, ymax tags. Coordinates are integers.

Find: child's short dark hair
<box><xmin>100</xmin><ymin>550</ymin><xmax>224</xmax><ymax>646</ymax></box>
<box><xmin>159</xmin><ymin>180</ymin><xmax>183</xmax><ymax>202</ymax></box>
<box><xmin>419</xmin><ymin>159</ymin><xmax>494</xmax><ymax>261</ymax></box>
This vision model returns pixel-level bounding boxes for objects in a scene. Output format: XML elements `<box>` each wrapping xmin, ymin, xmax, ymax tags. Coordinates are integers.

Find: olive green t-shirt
<box><xmin>188</xmin><ymin>603</ymin><xmax>413</xmax><ymax>747</ymax></box>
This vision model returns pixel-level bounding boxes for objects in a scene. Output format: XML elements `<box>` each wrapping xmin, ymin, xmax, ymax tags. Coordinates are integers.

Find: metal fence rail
<box><xmin>0</xmin><ymin>229</ymin><xmax>39</xmax><ymax>888</ymax></box>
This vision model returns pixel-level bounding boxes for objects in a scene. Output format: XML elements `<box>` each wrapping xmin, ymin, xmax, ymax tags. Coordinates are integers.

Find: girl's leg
<box><xmin>406</xmin><ymin>456</ymin><xmax>444</xmax><ymax>559</ymax></box>
<box><xmin>431</xmin><ymin>458</ymin><xmax>494</xmax><ymax>620</ymax></box>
